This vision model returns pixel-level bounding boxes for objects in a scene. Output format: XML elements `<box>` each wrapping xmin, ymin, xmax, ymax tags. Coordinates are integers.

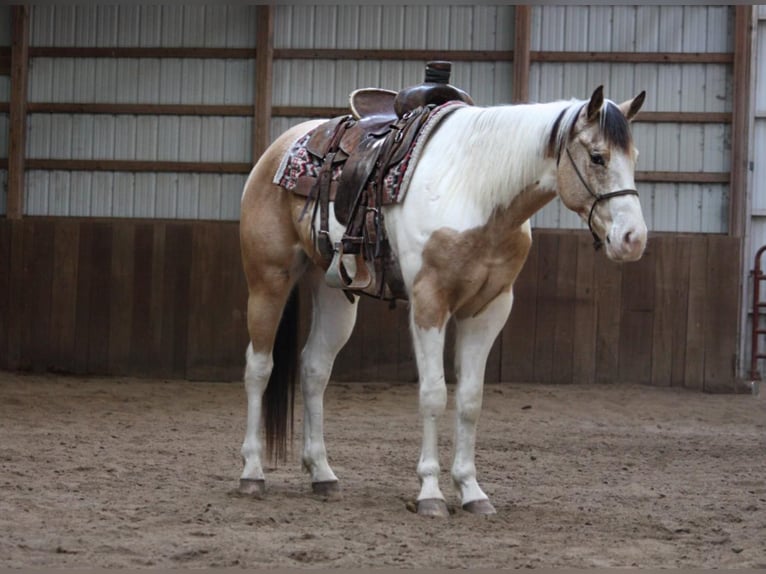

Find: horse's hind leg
<box><xmin>452</xmin><ymin>290</ymin><xmax>513</xmax><ymax>514</ymax></box>
<box><xmin>239</xmin><ymin>282</ymin><xmax>297</xmax><ymax>497</ymax></box>
<box><xmin>300</xmin><ymin>266</ymin><xmax>358</xmax><ymax>497</ymax></box>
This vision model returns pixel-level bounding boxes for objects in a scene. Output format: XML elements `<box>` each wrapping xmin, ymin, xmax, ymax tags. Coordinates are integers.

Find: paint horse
<box><xmin>238</xmin><ymin>84</ymin><xmax>647</xmax><ymax>516</ymax></box>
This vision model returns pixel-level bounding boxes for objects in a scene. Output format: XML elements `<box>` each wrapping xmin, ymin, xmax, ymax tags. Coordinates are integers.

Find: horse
<box><xmin>237</xmin><ymin>85</ymin><xmax>648</xmax><ymax>517</ymax></box>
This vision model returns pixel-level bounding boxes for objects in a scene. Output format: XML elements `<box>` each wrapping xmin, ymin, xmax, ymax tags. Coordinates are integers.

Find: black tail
<box><xmin>263</xmin><ymin>288</ymin><xmax>299</xmax><ymax>463</ymax></box>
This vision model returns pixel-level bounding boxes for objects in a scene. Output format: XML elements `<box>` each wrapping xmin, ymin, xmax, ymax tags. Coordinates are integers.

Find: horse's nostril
<box><xmin>606</xmin><ymin>235</ymin><xmax>611</xmax><ymax>244</ymax></box>
<box><xmin>623</xmin><ymin>231</ymin><xmax>632</xmax><ymax>245</ymax></box>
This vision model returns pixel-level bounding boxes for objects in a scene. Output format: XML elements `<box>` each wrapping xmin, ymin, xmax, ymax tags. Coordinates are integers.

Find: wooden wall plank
<box><xmin>594</xmin><ymin>258</ymin><xmax>623</xmax><ymax>384</ymax></box>
<box><xmin>50</xmin><ymin>220</ymin><xmax>80</xmax><ymax>373</ymax></box>
<box><xmin>108</xmin><ymin>221</ymin><xmax>136</xmax><ymax>375</ymax></box>
<box><xmin>218</xmin><ymin>223</ymin><xmax>250</xmax><ymax>379</ymax></box>
<box><xmin>6</xmin><ymin>221</ymin><xmax>24</xmax><ymax>369</ymax></box>
<box><xmin>572</xmin><ymin>233</ymin><xmax>597</xmax><ymax>384</ymax></box>
<box><xmin>684</xmin><ymin>238</ymin><xmax>708</xmax><ymax>391</ymax></box>
<box><xmin>86</xmin><ymin>222</ymin><xmax>114</xmax><ymax>374</ymax></box>
<box><xmin>163</xmin><ymin>223</ymin><xmax>193</xmax><ymax>378</ymax></box>
<box><xmin>552</xmin><ymin>235</ymin><xmax>577</xmax><ymax>383</ymax></box>
<box><xmin>20</xmin><ymin>221</ymin><xmax>54</xmax><ymax>370</ymax></box>
<box><xmin>128</xmin><ymin>223</ymin><xmax>155</xmax><ymax>376</ymax></box>
<box><xmin>372</xmin><ymin>301</ymin><xmax>404</xmax><ymax>383</ymax></box>
<box><xmin>73</xmin><ymin>223</ymin><xmax>94</xmax><ymax>374</ymax></box>
<box><xmin>0</xmin><ymin>223</ymin><xmax>11</xmax><ymax>370</ymax></box>
<box><xmin>533</xmin><ymin>233</ymin><xmax>560</xmax><ymax>382</ymax></box>
<box><xmin>703</xmin><ymin>236</ymin><xmax>741</xmax><ymax>391</ymax></box>
<box><xmin>0</xmin><ymin>223</ymin><xmax>742</xmax><ymax>391</ymax></box>
<box><xmin>500</xmin><ymin>235</ymin><xmax>538</xmax><ymax>382</ymax></box>
<box><xmin>148</xmin><ymin>223</ymin><xmax>167</xmax><ymax>374</ymax></box>
<box><xmin>618</xmin><ymin>248</ymin><xmax>656</xmax><ymax>384</ymax></box>
<box><xmin>187</xmin><ymin>222</ymin><xmax>221</xmax><ymax>380</ymax></box>
<box><xmin>670</xmin><ymin>237</ymin><xmax>692</xmax><ymax>386</ymax></box>
<box><xmin>651</xmin><ymin>236</ymin><xmax>676</xmax><ymax>386</ymax></box>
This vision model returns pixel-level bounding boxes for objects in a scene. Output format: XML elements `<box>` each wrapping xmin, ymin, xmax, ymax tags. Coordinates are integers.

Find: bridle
<box><xmin>560</xmin><ymin>139</ymin><xmax>639</xmax><ymax>251</ymax></box>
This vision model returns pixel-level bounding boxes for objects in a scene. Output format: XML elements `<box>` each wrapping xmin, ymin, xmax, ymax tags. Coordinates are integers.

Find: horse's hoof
<box><xmin>312</xmin><ymin>480</ymin><xmax>341</xmax><ymax>500</ymax></box>
<box><xmin>417</xmin><ymin>498</ymin><xmax>450</xmax><ymax>517</ymax></box>
<box><xmin>239</xmin><ymin>478</ymin><xmax>266</xmax><ymax>498</ymax></box>
<box><xmin>462</xmin><ymin>499</ymin><xmax>497</xmax><ymax>515</ymax></box>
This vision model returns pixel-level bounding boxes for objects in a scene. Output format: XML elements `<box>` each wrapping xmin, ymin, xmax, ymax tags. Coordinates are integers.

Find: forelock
<box><xmin>600</xmin><ymin>101</ymin><xmax>632</xmax><ymax>152</ymax></box>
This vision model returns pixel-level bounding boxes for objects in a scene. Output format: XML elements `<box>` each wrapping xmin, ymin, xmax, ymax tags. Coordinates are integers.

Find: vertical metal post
<box><xmin>730</xmin><ymin>5</ymin><xmax>753</xmax><ymax>238</ymax></box>
<box><xmin>8</xmin><ymin>5</ymin><xmax>29</xmax><ymax>220</ymax></box>
<box><xmin>512</xmin><ymin>5</ymin><xmax>531</xmax><ymax>104</ymax></box>
<box><xmin>253</xmin><ymin>5</ymin><xmax>274</xmax><ymax>165</ymax></box>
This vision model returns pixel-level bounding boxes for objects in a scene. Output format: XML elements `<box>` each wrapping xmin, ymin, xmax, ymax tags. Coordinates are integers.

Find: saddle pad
<box><xmin>273</xmin><ymin>101</ymin><xmax>467</xmax><ymax>206</ymax></box>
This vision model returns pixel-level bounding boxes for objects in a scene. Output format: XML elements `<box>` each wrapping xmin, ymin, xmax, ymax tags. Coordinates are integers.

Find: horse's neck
<box><xmin>433</xmin><ymin>102</ymin><xmax>570</xmax><ymax>222</ymax></box>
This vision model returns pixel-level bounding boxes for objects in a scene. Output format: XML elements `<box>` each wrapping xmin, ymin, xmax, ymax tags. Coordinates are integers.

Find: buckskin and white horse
<box><xmin>238</xmin><ymin>80</ymin><xmax>647</xmax><ymax>517</ymax></box>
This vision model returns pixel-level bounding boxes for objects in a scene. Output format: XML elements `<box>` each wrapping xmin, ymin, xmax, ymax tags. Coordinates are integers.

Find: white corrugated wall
<box><xmin>529</xmin><ymin>5</ymin><xmax>733</xmax><ymax>234</ymax></box>
<box><xmin>745</xmin><ymin>5</ymin><xmax>766</xmax><ymax>379</ymax></box>
<box><xmin>270</xmin><ymin>6</ymin><xmax>515</xmax><ymax>140</ymax></box>
<box><xmin>23</xmin><ymin>5</ymin><xmax>519</xmax><ymax>220</ymax></box>
<box><xmin>25</xmin><ymin>5</ymin><xmax>258</xmax><ymax>219</ymax></box>
<box><xmin>2</xmin><ymin>5</ymin><xmax>737</xmax><ymax>229</ymax></box>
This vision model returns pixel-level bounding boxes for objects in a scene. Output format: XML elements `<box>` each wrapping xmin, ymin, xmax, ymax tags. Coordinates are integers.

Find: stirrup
<box><xmin>325</xmin><ymin>243</ymin><xmax>373</xmax><ymax>290</ymax></box>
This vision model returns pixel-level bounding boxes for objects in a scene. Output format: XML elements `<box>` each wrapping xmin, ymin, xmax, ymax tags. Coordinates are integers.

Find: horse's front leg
<box><xmin>300</xmin><ymin>268</ymin><xmax>359</xmax><ymax>497</ymax></box>
<box><xmin>452</xmin><ymin>290</ymin><xmax>513</xmax><ymax>514</ymax></box>
<box><xmin>409</xmin><ymin>298</ymin><xmax>450</xmax><ymax>517</ymax></box>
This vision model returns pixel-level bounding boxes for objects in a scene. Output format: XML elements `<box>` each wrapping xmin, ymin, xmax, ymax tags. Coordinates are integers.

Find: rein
<box><xmin>562</xmin><ymin>146</ymin><xmax>639</xmax><ymax>251</ymax></box>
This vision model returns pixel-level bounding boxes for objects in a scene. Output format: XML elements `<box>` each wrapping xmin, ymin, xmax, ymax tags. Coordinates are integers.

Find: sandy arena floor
<box><xmin>1</xmin><ymin>372</ymin><xmax>765</xmax><ymax>568</ymax></box>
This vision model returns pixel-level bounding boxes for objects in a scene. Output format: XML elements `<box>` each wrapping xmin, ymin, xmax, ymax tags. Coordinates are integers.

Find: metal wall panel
<box><xmin>533</xmin><ymin>6</ymin><xmax>731</xmax><ymax>52</ymax></box>
<box><xmin>273</xmin><ymin>6</ymin><xmax>514</xmax><ymax>109</ymax></box>
<box><xmin>28</xmin><ymin>6</ymin><xmax>257</xmax><ymax>48</ymax></box>
<box><xmin>18</xmin><ymin>5</ymin><xmax>734</xmax><ymax>230</ymax></box>
<box><xmin>274</xmin><ymin>6</ymin><xmax>514</xmax><ymax>51</ymax></box>
<box><xmin>25</xmin><ymin>169</ymin><xmax>246</xmax><ymax>219</ymax></box>
<box><xmin>28</xmin><ymin>58</ymin><xmax>253</xmax><ymax>105</ymax></box>
<box><xmin>24</xmin><ymin>6</ymin><xmax>256</xmax><ymax>219</ymax></box>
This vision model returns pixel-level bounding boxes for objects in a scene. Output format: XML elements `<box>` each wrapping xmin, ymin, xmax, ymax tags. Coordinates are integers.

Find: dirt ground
<box><xmin>1</xmin><ymin>372</ymin><xmax>765</xmax><ymax>568</ymax></box>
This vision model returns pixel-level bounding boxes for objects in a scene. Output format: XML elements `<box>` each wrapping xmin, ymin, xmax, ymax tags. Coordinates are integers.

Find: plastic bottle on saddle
<box><xmin>393</xmin><ymin>61</ymin><xmax>474</xmax><ymax>118</ymax></box>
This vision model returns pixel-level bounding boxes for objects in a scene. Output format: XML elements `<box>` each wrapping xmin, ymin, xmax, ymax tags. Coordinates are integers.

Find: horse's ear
<box><xmin>586</xmin><ymin>85</ymin><xmax>604</xmax><ymax>121</ymax></box>
<box><xmin>619</xmin><ymin>90</ymin><xmax>646</xmax><ymax>122</ymax></box>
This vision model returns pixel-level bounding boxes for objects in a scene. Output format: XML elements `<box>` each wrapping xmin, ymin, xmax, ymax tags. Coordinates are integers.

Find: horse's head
<box><xmin>555</xmin><ymin>86</ymin><xmax>647</xmax><ymax>262</ymax></box>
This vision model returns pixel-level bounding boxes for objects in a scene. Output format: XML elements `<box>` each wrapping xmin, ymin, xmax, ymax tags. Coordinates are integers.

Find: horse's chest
<box><xmin>411</xmin><ymin>223</ymin><xmax>532</xmax><ymax>329</ymax></box>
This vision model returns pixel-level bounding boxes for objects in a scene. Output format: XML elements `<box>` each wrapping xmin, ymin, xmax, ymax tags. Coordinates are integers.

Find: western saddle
<box><xmin>295</xmin><ymin>61</ymin><xmax>473</xmax><ymax>301</ymax></box>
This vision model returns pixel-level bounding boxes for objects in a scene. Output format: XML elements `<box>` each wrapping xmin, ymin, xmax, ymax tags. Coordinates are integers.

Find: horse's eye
<box><xmin>590</xmin><ymin>153</ymin><xmax>605</xmax><ymax>166</ymax></box>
